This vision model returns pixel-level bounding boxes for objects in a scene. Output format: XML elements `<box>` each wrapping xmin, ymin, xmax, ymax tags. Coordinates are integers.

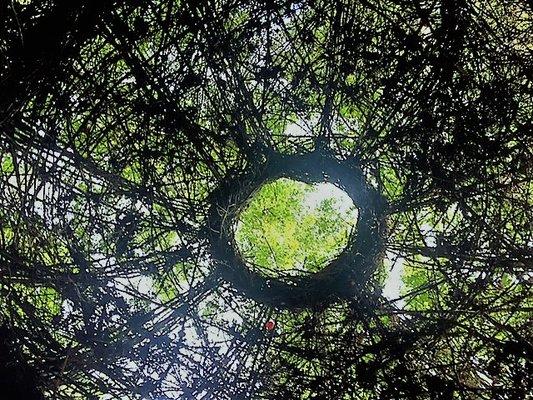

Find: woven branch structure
<box><xmin>0</xmin><ymin>0</ymin><xmax>532</xmax><ymax>399</ymax></box>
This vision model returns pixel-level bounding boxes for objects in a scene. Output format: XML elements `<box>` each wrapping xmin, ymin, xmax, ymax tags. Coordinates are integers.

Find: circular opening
<box><xmin>234</xmin><ymin>177</ymin><xmax>358</xmax><ymax>278</ymax></box>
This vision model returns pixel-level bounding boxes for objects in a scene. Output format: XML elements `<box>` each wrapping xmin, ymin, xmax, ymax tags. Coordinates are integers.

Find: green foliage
<box><xmin>1</xmin><ymin>284</ymin><xmax>62</xmax><ymax>322</ymax></box>
<box><xmin>1</xmin><ymin>154</ymin><xmax>14</xmax><ymax>174</ymax></box>
<box><xmin>154</xmin><ymin>261</ymin><xmax>195</xmax><ymax>303</ymax></box>
<box><xmin>234</xmin><ymin>178</ymin><xmax>358</xmax><ymax>277</ymax></box>
<box><xmin>400</xmin><ymin>257</ymin><xmax>446</xmax><ymax>311</ymax></box>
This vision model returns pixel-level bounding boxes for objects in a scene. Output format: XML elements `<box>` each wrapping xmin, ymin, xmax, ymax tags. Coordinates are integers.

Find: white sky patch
<box><xmin>303</xmin><ymin>182</ymin><xmax>357</xmax><ymax>216</ymax></box>
<box><xmin>114</xmin><ymin>274</ymin><xmax>155</xmax><ymax>303</ymax></box>
<box><xmin>284</xmin><ymin>121</ymin><xmax>311</xmax><ymax>137</ymax></box>
<box><xmin>420</xmin><ymin>223</ymin><xmax>437</xmax><ymax>247</ymax></box>
<box><xmin>61</xmin><ymin>299</ymin><xmax>75</xmax><ymax>318</ymax></box>
<box><xmin>283</xmin><ymin>116</ymin><xmax>319</xmax><ymax>137</ymax></box>
<box><xmin>382</xmin><ymin>251</ymin><xmax>405</xmax><ymax>308</ymax></box>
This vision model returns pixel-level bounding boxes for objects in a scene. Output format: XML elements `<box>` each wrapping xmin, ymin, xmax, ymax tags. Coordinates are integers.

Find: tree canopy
<box><xmin>0</xmin><ymin>0</ymin><xmax>532</xmax><ymax>399</ymax></box>
<box><xmin>234</xmin><ymin>178</ymin><xmax>358</xmax><ymax>277</ymax></box>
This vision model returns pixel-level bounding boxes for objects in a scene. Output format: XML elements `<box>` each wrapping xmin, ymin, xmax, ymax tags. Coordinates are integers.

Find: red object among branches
<box><xmin>264</xmin><ymin>319</ymin><xmax>276</xmax><ymax>331</ymax></box>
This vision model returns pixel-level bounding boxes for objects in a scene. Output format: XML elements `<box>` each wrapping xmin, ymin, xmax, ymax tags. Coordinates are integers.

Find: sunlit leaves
<box><xmin>234</xmin><ymin>178</ymin><xmax>358</xmax><ymax>277</ymax></box>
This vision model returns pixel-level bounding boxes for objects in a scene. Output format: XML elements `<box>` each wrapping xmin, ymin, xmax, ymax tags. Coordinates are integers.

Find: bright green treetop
<box><xmin>234</xmin><ymin>178</ymin><xmax>358</xmax><ymax>278</ymax></box>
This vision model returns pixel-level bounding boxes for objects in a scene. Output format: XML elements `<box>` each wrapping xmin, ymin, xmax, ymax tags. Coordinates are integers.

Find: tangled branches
<box><xmin>0</xmin><ymin>0</ymin><xmax>532</xmax><ymax>399</ymax></box>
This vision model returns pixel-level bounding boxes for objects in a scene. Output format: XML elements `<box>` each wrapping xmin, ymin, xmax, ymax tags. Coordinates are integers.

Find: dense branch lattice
<box><xmin>0</xmin><ymin>0</ymin><xmax>532</xmax><ymax>399</ymax></box>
